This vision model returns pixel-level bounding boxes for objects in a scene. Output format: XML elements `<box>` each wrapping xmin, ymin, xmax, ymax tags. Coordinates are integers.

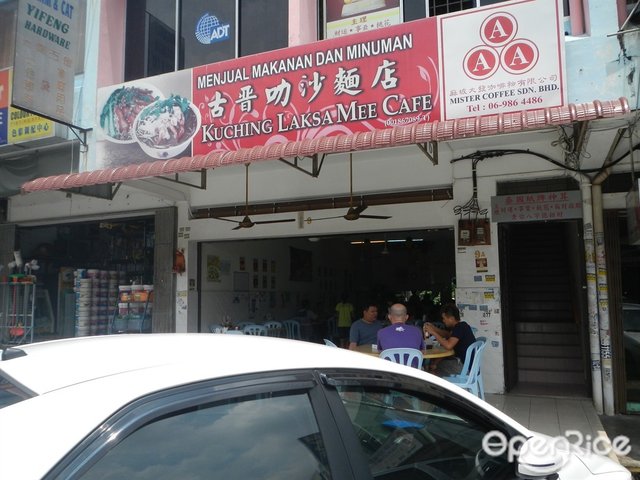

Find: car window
<box><xmin>79</xmin><ymin>391</ymin><xmax>332</xmax><ymax>479</ymax></box>
<box><xmin>336</xmin><ymin>384</ymin><xmax>514</xmax><ymax>480</ymax></box>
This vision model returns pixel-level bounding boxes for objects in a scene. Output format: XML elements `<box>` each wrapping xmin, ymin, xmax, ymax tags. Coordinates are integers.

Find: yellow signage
<box><xmin>0</xmin><ymin>68</ymin><xmax>54</xmax><ymax>146</ymax></box>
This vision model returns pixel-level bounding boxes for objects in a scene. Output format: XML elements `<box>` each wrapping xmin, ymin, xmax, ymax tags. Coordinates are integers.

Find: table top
<box><xmin>352</xmin><ymin>345</ymin><xmax>454</xmax><ymax>359</ymax></box>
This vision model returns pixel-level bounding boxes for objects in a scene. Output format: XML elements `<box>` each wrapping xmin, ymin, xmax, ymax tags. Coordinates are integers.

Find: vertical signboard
<box><xmin>12</xmin><ymin>0</ymin><xmax>82</xmax><ymax>125</ymax></box>
<box><xmin>439</xmin><ymin>0</ymin><xmax>565</xmax><ymax>120</ymax></box>
<box><xmin>325</xmin><ymin>0</ymin><xmax>402</xmax><ymax>39</ymax></box>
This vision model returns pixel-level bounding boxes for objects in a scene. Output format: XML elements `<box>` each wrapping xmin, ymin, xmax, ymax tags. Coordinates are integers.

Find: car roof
<box><xmin>1</xmin><ymin>334</ymin><xmax>389</xmax><ymax>394</ymax></box>
<box><xmin>0</xmin><ymin>334</ymin><xmax>529</xmax><ymax>479</ymax></box>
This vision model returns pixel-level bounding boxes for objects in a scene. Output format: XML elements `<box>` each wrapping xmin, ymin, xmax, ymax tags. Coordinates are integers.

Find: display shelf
<box><xmin>0</xmin><ymin>282</ymin><xmax>36</xmax><ymax>345</ymax></box>
<box><xmin>110</xmin><ymin>293</ymin><xmax>153</xmax><ymax>334</ymax></box>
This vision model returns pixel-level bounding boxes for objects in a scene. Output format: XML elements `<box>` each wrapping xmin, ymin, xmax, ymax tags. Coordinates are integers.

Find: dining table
<box><xmin>352</xmin><ymin>344</ymin><xmax>454</xmax><ymax>360</ymax></box>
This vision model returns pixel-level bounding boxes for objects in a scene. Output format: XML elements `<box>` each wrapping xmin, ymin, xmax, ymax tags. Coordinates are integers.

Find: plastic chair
<box><xmin>324</xmin><ymin>338</ymin><xmax>338</xmax><ymax>347</ymax></box>
<box><xmin>444</xmin><ymin>340</ymin><xmax>487</xmax><ymax>399</ymax></box>
<box><xmin>263</xmin><ymin>321</ymin><xmax>283</xmax><ymax>337</ymax></box>
<box><xmin>379</xmin><ymin>348</ymin><xmax>424</xmax><ymax>369</ymax></box>
<box><xmin>243</xmin><ymin>324</ymin><xmax>267</xmax><ymax>336</ymax></box>
<box><xmin>282</xmin><ymin>319</ymin><xmax>302</xmax><ymax>339</ymax></box>
<box><xmin>235</xmin><ymin>321</ymin><xmax>253</xmax><ymax>330</ymax></box>
<box><xmin>208</xmin><ymin>324</ymin><xmax>223</xmax><ymax>333</ymax></box>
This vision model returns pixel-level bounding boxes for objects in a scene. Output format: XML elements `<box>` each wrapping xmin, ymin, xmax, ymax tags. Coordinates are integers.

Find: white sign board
<box><xmin>12</xmin><ymin>0</ymin><xmax>82</xmax><ymax>125</ymax></box>
<box><xmin>439</xmin><ymin>0</ymin><xmax>566</xmax><ymax>120</ymax></box>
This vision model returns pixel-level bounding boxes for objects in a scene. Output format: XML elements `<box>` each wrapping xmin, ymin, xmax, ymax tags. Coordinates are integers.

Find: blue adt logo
<box><xmin>195</xmin><ymin>13</ymin><xmax>230</xmax><ymax>45</ymax></box>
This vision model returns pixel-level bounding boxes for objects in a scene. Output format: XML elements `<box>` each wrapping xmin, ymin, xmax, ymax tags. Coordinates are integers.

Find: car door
<box><xmin>317</xmin><ymin>369</ymin><xmax>522</xmax><ymax>480</ymax></box>
<box><xmin>46</xmin><ymin>370</ymin><xmax>357</xmax><ymax>479</ymax></box>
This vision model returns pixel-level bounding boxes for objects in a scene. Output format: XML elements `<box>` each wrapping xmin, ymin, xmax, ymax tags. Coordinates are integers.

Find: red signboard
<box><xmin>191</xmin><ymin>18</ymin><xmax>439</xmax><ymax>155</ymax></box>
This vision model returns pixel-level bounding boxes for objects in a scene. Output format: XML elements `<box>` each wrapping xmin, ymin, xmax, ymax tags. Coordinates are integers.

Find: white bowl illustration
<box><xmin>133</xmin><ymin>95</ymin><xmax>201</xmax><ymax>159</ymax></box>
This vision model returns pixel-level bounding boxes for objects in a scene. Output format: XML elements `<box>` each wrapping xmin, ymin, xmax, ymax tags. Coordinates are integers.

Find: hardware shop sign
<box><xmin>94</xmin><ymin>0</ymin><xmax>565</xmax><ymax>170</ymax></box>
<box><xmin>491</xmin><ymin>190</ymin><xmax>582</xmax><ymax>223</ymax></box>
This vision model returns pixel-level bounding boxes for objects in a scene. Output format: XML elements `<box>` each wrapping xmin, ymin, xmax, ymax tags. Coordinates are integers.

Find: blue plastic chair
<box><xmin>282</xmin><ymin>319</ymin><xmax>302</xmax><ymax>339</ymax></box>
<box><xmin>379</xmin><ymin>348</ymin><xmax>424</xmax><ymax>369</ymax></box>
<box><xmin>323</xmin><ymin>338</ymin><xmax>338</xmax><ymax>347</ymax></box>
<box><xmin>263</xmin><ymin>321</ymin><xmax>283</xmax><ymax>337</ymax></box>
<box><xmin>444</xmin><ymin>339</ymin><xmax>487</xmax><ymax>399</ymax></box>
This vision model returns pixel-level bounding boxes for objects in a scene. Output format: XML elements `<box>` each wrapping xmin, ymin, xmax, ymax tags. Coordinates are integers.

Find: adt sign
<box><xmin>195</xmin><ymin>13</ymin><xmax>231</xmax><ymax>45</ymax></box>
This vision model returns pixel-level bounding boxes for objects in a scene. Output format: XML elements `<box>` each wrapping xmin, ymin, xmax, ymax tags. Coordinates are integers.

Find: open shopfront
<box><xmin>1</xmin><ymin>216</ymin><xmax>155</xmax><ymax>340</ymax></box>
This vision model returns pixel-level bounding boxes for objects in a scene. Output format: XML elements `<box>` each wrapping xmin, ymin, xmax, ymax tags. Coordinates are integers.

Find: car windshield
<box><xmin>623</xmin><ymin>308</ymin><xmax>640</xmax><ymax>332</ymax></box>
<box><xmin>0</xmin><ymin>374</ymin><xmax>32</xmax><ymax>409</ymax></box>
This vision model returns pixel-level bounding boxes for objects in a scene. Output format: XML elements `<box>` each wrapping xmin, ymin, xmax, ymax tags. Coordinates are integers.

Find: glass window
<box><xmin>0</xmin><ymin>373</ymin><xmax>32</xmax><ymax>409</ymax></box>
<box><xmin>125</xmin><ymin>0</ymin><xmax>289</xmax><ymax>80</ymax></box>
<box><xmin>336</xmin><ymin>384</ymin><xmax>514</xmax><ymax>479</ymax></box>
<box><xmin>181</xmin><ymin>0</ymin><xmax>237</xmax><ymax>69</ymax></box>
<box><xmin>403</xmin><ymin>0</ymin><xmax>426</xmax><ymax>21</ymax></box>
<box><xmin>239</xmin><ymin>0</ymin><xmax>288</xmax><ymax>57</ymax></box>
<box><xmin>80</xmin><ymin>392</ymin><xmax>332</xmax><ymax>479</ymax></box>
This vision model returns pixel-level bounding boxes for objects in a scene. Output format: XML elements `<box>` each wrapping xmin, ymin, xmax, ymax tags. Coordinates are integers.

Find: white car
<box><xmin>0</xmin><ymin>334</ymin><xmax>631</xmax><ymax>479</ymax></box>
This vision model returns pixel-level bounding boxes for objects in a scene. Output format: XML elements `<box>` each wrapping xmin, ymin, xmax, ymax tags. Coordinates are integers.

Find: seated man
<box><xmin>423</xmin><ymin>303</ymin><xmax>476</xmax><ymax>376</ymax></box>
<box><xmin>377</xmin><ymin>303</ymin><xmax>424</xmax><ymax>351</ymax></box>
<box><xmin>348</xmin><ymin>302</ymin><xmax>382</xmax><ymax>350</ymax></box>
<box><xmin>377</xmin><ymin>303</ymin><xmax>424</xmax><ymax>367</ymax></box>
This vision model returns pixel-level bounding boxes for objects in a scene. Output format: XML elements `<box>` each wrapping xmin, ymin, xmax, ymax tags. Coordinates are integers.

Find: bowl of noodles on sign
<box><xmin>133</xmin><ymin>94</ymin><xmax>201</xmax><ymax>159</ymax></box>
<box><xmin>98</xmin><ymin>84</ymin><xmax>163</xmax><ymax>144</ymax></box>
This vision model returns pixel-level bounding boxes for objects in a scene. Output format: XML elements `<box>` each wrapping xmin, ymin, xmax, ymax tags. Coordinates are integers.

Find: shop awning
<box><xmin>21</xmin><ymin>98</ymin><xmax>631</xmax><ymax>194</ymax></box>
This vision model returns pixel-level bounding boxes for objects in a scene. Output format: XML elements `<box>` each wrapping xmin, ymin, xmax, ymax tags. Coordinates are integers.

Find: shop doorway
<box><xmin>196</xmin><ymin>228</ymin><xmax>455</xmax><ymax>339</ymax></box>
<box><xmin>499</xmin><ymin>221</ymin><xmax>590</xmax><ymax>397</ymax></box>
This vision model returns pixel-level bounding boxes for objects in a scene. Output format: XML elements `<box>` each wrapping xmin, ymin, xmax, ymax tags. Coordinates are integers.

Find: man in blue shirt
<box><xmin>348</xmin><ymin>302</ymin><xmax>382</xmax><ymax>350</ymax></box>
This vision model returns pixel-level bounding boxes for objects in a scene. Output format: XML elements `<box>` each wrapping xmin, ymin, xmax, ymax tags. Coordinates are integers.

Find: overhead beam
<box><xmin>191</xmin><ymin>187</ymin><xmax>453</xmax><ymax>219</ymax></box>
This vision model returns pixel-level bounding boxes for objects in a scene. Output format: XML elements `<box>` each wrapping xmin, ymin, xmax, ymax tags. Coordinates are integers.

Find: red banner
<box><xmin>191</xmin><ymin>18</ymin><xmax>439</xmax><ymax>155</ymax></box>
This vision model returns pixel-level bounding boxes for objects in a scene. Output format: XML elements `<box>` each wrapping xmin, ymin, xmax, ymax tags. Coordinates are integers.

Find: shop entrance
<box><xmin>196</xmin><ymin>228</ymin><xmax>455</xmax><ymax>341</ymax></box>
<box><xmin>499</xmin><ymin>221</ymin><xmax>590</xmax><ymax>396</ymax></box>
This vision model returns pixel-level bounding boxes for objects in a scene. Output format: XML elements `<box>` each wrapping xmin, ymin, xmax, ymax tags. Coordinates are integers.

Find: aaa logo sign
<box><xmin>463</xmin><ymin>12</ymin><xmax>538</xmax><ymax>80</ymax></box>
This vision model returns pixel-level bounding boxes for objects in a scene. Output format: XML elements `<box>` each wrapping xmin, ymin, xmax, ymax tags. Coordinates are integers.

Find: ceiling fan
<box><xmin>307</xmin><ymin>153</ymin><xmax>392</xmax><ymax>223</ymax></box>
<box><xmin>213</xmin><ymin>164</ymin><xmax>296</xmax><ymax>230</ymax></box>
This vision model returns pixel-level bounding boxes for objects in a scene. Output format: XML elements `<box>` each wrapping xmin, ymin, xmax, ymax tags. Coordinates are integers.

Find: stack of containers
<box><xmin>97</xmin><ymin>270</ymin><xmax>110</xmax><ymax>335</ymax></box>
<box><xmin>87</xmin><ymin>269</ymin><xmax>101</xmax><ymax>335</ymax></box>
<box><xmin>107</xmin><ymin>271</ymin><xmax>119</xmax><ymax>332</ymax></box>
<box><xmin>74</xmin><ymin>269</ymin><xmax>91</xmax><ymax>336</ymax></box>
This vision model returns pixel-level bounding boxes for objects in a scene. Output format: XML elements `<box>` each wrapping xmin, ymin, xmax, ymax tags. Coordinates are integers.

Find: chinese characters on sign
<box><xmin>490</xmin><ymin>190</ymin><xmax>582</xmax><ymax>223</ymax></box>
<box><xmin>439</xmin><ymin>0</ymin><xmax>565</xmax><ymax>120</ymax></box>
<box><xmin>0</xmin><ymin>68</ymin><xmax>54</xmax><ymax>146</ymax></box>
<box><xmin>93</xmin><ymin>0</ymin><xmax>565</xmax><ymax>171</ymax></box>
<box><xmin>191</xmin><ymin>24</ymin><xmax>439</xmax><ymax>156</ymax></box>
<box><xmin>324</xmin><ymin>0</ymin><xmax>401</xmax><ymax>39</ymax></box>
<box><xmin>12</xmin><ymin>0</ymin><xmax>81</xmax><ymax>125</ymax></box>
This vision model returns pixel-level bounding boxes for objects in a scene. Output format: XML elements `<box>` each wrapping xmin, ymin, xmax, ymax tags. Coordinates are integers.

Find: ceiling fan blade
<box><xmin>358</xmin><ymin>214</ymin><xmax>392</xmax><ymax>220</ymax></box>
<box><xmin>213</xmin><ymin>217</ymin><xmax>242</xmax><ymax>224</ymax></box>
<box><xmin>352</xmin><ymin>204</ymin><xmax>368</xmax><ymax>215</ymax></box>
<box><xmin>232</xmin><ymin>224</ymin><xmax>244</xmax><ymax>230</ymax></box>
<box><xmin>253</xmin><ymin>218</ymin><xmax>296</xmax><ymax>225</ymax></box>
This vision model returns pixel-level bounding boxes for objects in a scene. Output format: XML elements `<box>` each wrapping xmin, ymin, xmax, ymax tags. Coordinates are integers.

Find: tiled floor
<box><xmin>486</xmin><ymin>393</ymin><xmax>603</xmax><ymax>438</ymax></box>
<box><xmin>486</xmin><ymin>392</ymin><xmax>640</xmax><ymax>474</ymax></box>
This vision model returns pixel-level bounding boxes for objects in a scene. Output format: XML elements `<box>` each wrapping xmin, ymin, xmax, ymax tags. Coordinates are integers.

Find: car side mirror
<box><xmin>516</xmin><ymin>435</ymin><xmax>564</xmax><ymax>479</ymax></box>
